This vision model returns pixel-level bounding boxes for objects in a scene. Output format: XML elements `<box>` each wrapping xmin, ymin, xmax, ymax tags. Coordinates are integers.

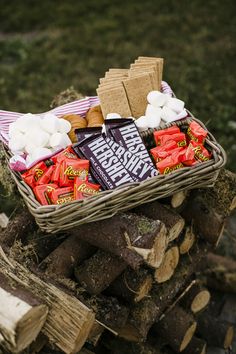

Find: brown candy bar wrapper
<box><xmin>74</xmin><ymin>134</ymin><xmax>135</xmax><ymax>190</ymax></box>
<box><xmin>74</xmin><ymin>178</ymin><xmax>100</xmax><ymax>200</ymax></box>
<box><xmin>33</xmin><ymin>183</ymin><xmax>58</xmax><ymax>205</ymax></box>
<box><xmin>75</xmin><ymin>127</ymin><xmax>102</xmax><ymax>142</ymax></box>
<box><xmin>109</xmin><ymin>121</ymin><xmax>155</xmax><ymax>167</ymax></box>
<box><xmin>106</xmin><ymin>137</ymin><xmax>158</xmax><ymax>180</ymax></box>
<box><xmin>50</xmin><ymin>186</ymin><xmax>74</xmax><ymax>205</ymax></box>
<box><xmin>104</xmin><ymin>118</ymin><xmax>133</xmax><ymax>138</ymax></box>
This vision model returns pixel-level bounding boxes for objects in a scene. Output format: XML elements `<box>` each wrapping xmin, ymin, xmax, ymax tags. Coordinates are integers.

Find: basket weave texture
<box><xmin>4</xmin><ymin>112</ymin><xmax>226</xmax><ymax>233</ymax></box>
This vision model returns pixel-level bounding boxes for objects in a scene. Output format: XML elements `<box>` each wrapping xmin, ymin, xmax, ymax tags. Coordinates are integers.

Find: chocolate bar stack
<box><xmin>97</xmin><ymin>56</ymin><xmax>164</xmax><ymax>118</ymax></box>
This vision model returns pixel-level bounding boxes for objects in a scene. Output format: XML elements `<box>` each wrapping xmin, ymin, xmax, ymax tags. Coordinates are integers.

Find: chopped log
<box><xmin>154</xmin><ymin>246</ymin><xmax>179</xmax><ymax>283</ymax></box>
<box><xmin>180</xmin><ymin>283</ymin><xmax>211</xmax><ymax>314</ymax></box>
<box><xmin>171</xmin><ymin>191</ymin><xmax>188</xmax><ymax>209</ymax></box>
<box><xmin>115</xmin><ymin>242</ymin><xmax>208</xmax><ymax>342</ymax></box>
<box><xmin>0</xmin><ymin>208</ymin><xmax>35</xmax><ymax>248</ymax></box>
<box><xmin>0</xmin><ymin>252</ymin><xmax>95</xmax><ymax>354</ymax></box>
<box><xmin>203</xmin><ymin>253</ymin><xmax>236</xmax><ymax>293</ymax></box>
<box><xmin>107</xmin><ymin>267</ymin><xmax>153</xmax><ymax>303</ymax></box>
<box><xmin>0</xmin><ymin>273</ymin><xmax>48</xmax><ymax>353</ymax></box>
<box><xmin>41</xmin><ymin>234</ymin><xmax>95</xmax><ymax>278</ymax></box>
<box><xmin>181</xmin><ymin>195</ymin><xmax>225</xmax><ymax>246</ymax></box>
<box><xmin>133</xmin><ymin>201</ymin><xmax>185</xmax><ymax>242</ymax></box>
<box><xmin>197</xmin><ymin>313</ymin><xmax>234</xmax><ymax>349</ymax></box>
<box><xmin>182</xmin><ymin>336</ymin><xmax>207</xmax><ymax>354</ymax></box>
<box><xmin>87</xmin><ymin>321</ymin><xmax>104</xmax><ymax>346</ymax></box>
<box><xmin>152</xmin><ymin>305</ymin><xmax>197</xmax><ymax>352</ymax></box>
<box><xmin>27</xmin><ymin>333</ymin><xmax>48</xmax><ymax>354</ymax></box>
<box><xmin>74</xmin><ymin>250</ymin><xmax>127</xmax><ymax>295</ymax></box>
<box><xmin>178</xmin><ymin>226</ymin><xmax>196</xmax><ymax>255</ymax></box>
<box><xmin>74</xmin><ymin>213</ymin><xmax>167</xmax><ymax>269</ymax></box>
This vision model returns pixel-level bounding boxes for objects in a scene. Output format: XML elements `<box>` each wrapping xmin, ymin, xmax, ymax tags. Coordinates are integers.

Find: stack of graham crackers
<box><xmin>97</xmin><ymin>56</ymin><xmax>164</xmax><ymax>118</ymax></box>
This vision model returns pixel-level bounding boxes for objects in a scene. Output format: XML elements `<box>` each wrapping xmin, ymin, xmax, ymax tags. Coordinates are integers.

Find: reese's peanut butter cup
<box><xmin>74</xmin><ymin>178</ymin><xmax>100</xmax><ymax>200</ymax></box>
<box><xmin>36</xmin><ymin>165</ymin><xmax>55</xmax><ymax>185</ymax></box>
<box><xmin>153</xmin><ymin>126</ymin><xmax>180</xmax><ymax>146</ymax></box>
<box><xmin>159</xmin><ymin>132</ymin><xmax>187</xmax><ymax>148</ymax></box>
<box><xmin>189</xmin><ymin>140</ymin><xmax>211</xmax><ymax>162</ymax></box>
<box><xmin>156</xmin><ymin>150</ymin><xmax>184</xmax><ymax>174</ymax></box>
<box><xmin>33</xmin><ymin>183</ymin><xmax>58</xmax><ymax>205</ymax></box>
<box><xmin>21</xmin><ymin>161</ymin><xmax>49</xmax><ymax>188</ymax></box>
<box><xmin>51</xmin><ymin>146</ymin><xmax>77</xmax><ymax>164</ymax></box>
<box><xmin>59</xmin><ymin>158</ymin><xmax>89</xmax><ymax>187</ymax></box>
<box><xmin>187</xmin><ymin>121</ymin><xmax>207</xmax><ymax>144</ymax></box>
<box><xmin>150</xmin><ymin>145</ymin><xmax>183</xmax><ymax>163</ymax></box>
<box><xmin>50</xmin><ymin>186</ymin><xmax>74</xmax><ymax>205</ymax></box>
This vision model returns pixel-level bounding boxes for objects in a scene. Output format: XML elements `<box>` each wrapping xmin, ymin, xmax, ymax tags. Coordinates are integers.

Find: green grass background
<box><xmin>0</xmin><ymin>0</ymin><xmax>235</xmax><ymax>172</ymax></box>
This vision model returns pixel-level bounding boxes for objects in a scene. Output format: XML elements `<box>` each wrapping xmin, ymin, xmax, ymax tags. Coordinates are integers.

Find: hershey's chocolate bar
<box><xmin>109</xmin><ymin>121</ymin><xmax>155</xmax><ymax>166</ymax></box>
<box><xmin>105</xmin><ymin>137</ymin><xmax>157</xmax><ymax>180</ymax></box>
<box><xmin>74</xmin><ymin>134</ymin><xmax>134</xmax><ymax>189</ymax></box>
<box><xmin>104</xmin><ymin>118</ymin><xmax>133</xmax><ymax>138</ymax></box>
<box><xmin>75</xmin><ymin>127</ymin><xmax>102</xmax><ymax>142</ymax></box>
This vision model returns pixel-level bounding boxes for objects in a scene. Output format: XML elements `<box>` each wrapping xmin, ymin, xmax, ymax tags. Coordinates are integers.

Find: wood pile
<box><xmin>0</xmin><ymin>168</ymin><xmax>236</xmax><ymax>353</ymax></box>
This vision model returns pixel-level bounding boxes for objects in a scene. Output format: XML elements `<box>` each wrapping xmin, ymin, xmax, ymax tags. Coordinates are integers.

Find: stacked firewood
<box><xmin>0</xmin><ymin>168</ymin><xmax>236</xmax><ymax>354</ymax></box>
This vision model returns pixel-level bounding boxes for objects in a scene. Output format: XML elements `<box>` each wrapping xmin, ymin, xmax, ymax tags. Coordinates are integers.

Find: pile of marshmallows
<box><xmin>135</xmin><ymin>91</ymin><xmax>186</xmax><ymax>131</ymax></box>
<box><xmin>8</xmin><ymin>113</ymin><xmax>72</xmax><ymax>166</ymax></box>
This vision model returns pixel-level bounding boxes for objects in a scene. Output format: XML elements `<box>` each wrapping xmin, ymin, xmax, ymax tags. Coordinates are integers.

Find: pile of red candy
<box><xmin>150</xmin><ymin>121</ymin><xmax>212</xmax><ymax>174</ymax></box>
<box><xmin>21</xmin><ymin>147</ymin><xmax>100</xmax><ymax>205</ymax></box>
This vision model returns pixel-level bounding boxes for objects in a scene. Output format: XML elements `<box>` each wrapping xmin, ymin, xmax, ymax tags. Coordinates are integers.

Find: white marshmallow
<box><xmin>58</xmin><ymin>119</ymin><xmax>71</xmax><ymax>134</ymax></box>
<box><xmin>147</xmin><ymin>91</ymin><xmax>168</xmax><ymax>107</ymax></box>
<box><xmin>17</xmin><ymin>113</ymin><xmax>40</xmax><ymax>133</ymax></box>
<box><xmin>25</xmin><ymin>128</ymin><xmax>50</xmax><ymax>148</ymax></box>
<box><xmin>26</xmin><ymin>154</ymin><xmax>34</xmax><ymax>166</ymax></box>
<box><xmin>166</xmin><ymin>97</ymin><xmax>185</xmax><ymax>114</ymax></box>
<box><xmin>106</xmin><ymin>113</ymin><xmax>121</xmax><ymax>119</ymax></box>
<box><xmin>9</xmin><ymin>122</ymin><xmax>21</xmax><ymax>139</ymax></box>
<box><xmin>161</xmin><ymin>106</ymin><xmax>178</xmax><ymax>123</ymax></box>
<box><xmin>146</xmin><ymin>115</ymin><xmax>161</xmax><ymax>129</ymax></box>
<box><xmin>31</xmin><ymin>147</ymin><xmax>52</xmax><ymax>161</ymax></box>
<box><xmin>40</xmin><ymin>113</ymin><xmax>60</xmax><ymax>133</ymax></box>
<box><xmin>135</xmin><ymin>116</ymin><xmax>149</xmax><ymax>132</ymax></box>
<box><xmin>25</xmin><ymin>142</ymin><xmax>38</xmax><ymax>155</ymax></box>
<box><xmin>8</xmin><ymin>132</ymin><xmax>26</xmax><ymax>153</ymax></box>
<box><xmin>49</xmin><ymin>132</ymin><xmax>71</xmax><ymax>149</ymax></box>
<box><xmin>145</xmin><ymin>104</ymin><xmax>162</xmax><ymax>119</ymax></box>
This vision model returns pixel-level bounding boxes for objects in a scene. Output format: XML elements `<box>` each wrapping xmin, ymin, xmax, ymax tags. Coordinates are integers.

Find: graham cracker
<box><xmin>136</xmin><ymin>57</ymin><xmax>164</xmax><ymax>89</ymax></box>
<box><xmin>131</xmin><ymin>62</ymin><xmax>159</xmax><ymax>89</ymax></box>
<box><xmin>98</xmin><ymin>82</ymin><xmax>123</xmax><ymax>91</ymax></box>
<box><xmin>96</xmin><ymin>85</ymin><xmax>131</xmax><ymax>118</ymax></box>
<box><xmin>108</xmin><ymin>68</ymin><xmax>129</xmax><ymax>74</ymax></box>
<box><xmin>129</xmin><ymin>68</ymin><xmax>157</xmax><ymax>89</ymax></box>
<box><xmin>122</xmin><ymin>74</ymin><xmax>153</xmax><ymax>118</ymax></box>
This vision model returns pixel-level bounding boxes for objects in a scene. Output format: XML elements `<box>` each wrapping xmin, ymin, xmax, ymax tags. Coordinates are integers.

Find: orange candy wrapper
<box><xmin>159</xmin><ymin>132</ymin><xmax>187</xmax><ymax>148</ymax></box>
<box><xmin>50</xmin><ymin>186</ymin><xmax>74</xmax><ymax>205</ymax></box>
<box><xmin>189</xmin><ymin>140</ymin><xmax>211</xmax><ymax>162</ymax></box>
<box><xmin>51</xmin><ymin>146</ymin><xmax>77</xmax><ymax>164</ymax></box>
<box><xmin>36</xmin><ymin>165</ymin><xmax>55</xmax><ymax>185</ymax></box>
<box><xmin>150</xmin><ymin>144</ymin><xmax>183</xmax><ymax>162</ymax></box>
<box><xmin>74</xmin><ymin>178</ymin><xmax>100</xmax><ymax>200</ymax></box>
<box><xmin>153</xmin><ymin>126</ymin><xmax>180</xmax><ymax>146</ymax></box>
<box><xmin>156</xmin><ymin>150</ymin><xmax>184</xmax><ymax>174</ymax></box>
<box><xmin>59</xmin><ymin>158</ymin><xmax>90</xmax><ymax>187</ymax></box>
<box><xmin>21</xmin><ymin>161</ymin><xmax>49</xmax><ymax>189</ymax></box>
<box><xmin>33</xmin><ymin>183</ymin><xmax>58</xmax><ymax>205</ymax></box>
<box><xmin>187</xmin><ymin>121</ymin><xmax>207</xmax><ymax>144</ymax></box>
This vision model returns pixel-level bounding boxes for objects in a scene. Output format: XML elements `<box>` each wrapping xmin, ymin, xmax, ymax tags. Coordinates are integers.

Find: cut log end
<box><xmin>179</xmin><ymin>227</ymin><xmax>196</xmax><ymax>255</ymax></box>
<box><xmin>134</xmin><ymin>274</ymin><xmax>153</xmax><ymax>303</ymax></box>
<box><xmin>142</xmin><ymin>225</ymin><xmax>167</xmax><ymax>268</ymax></box>
<box><xmin>230</xmin><ymin>196</ymin><xmax>236</xmax><ymax>211</ymax></box>
<box><xmin>169</xmin><ymin>218</ymin><xmax>185</xmax><ymax>242</ymax></box>
<box><xmin>191</xmin><ymin>290</ymin><xmax>211</xmax><ymax>314</ymax></box>
<box><xmin>180</xmin><ymin>322</ymin><xmax>197</xmax><ymax>352</ymax></box>
<box><xmin>171</xmin><ymin>191</ymin><xmax>188</xmax><ymax>208</ymax></box>
<box><xmin>154</xmin><ymin>246</ymin><xmax>179</xmax><ymax>283</ymax></box>
<box><xmin>224</xmin><ymin>325</ymin><xmax>234</xmax><ymax>349</ymax></box>
<box><xmin>182</xmin><ymin>336</ymin><xmax>207</xmax><ymax>354</ymax></box>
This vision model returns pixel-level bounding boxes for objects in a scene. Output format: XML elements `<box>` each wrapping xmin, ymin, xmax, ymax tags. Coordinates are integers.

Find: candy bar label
<box><xmin>163</xmin><ymin>163</ymin><xmax>183</xmax><ymax>174</ymax></box>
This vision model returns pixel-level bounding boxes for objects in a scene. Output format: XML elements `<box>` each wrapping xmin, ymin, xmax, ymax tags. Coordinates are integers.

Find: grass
<box><xmin>0</xmin><ymin>0</ymin><xmax>235</xmax><ymax>178</ymax></box>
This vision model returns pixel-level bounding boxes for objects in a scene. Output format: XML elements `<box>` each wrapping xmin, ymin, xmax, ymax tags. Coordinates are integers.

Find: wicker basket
<box><xmin>4</xmin><ymin>112</ymin><xmax>226</xmax><ymax>233</ymax></box>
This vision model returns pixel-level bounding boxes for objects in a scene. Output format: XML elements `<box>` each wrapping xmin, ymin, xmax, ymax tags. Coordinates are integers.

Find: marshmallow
<box><xmin>40</xmin><ymin>113</ymin><xmax>60</xmax><ymax>134</ymax></box>
<box><xmin>17</xmin><ymin>114</ymin><xmax>40</xmax><ymax>133</ymax></box>
<box><xmin>9</xmin><ymin>122</ymin><xmax>21</xmax><ymax>139</ymax></box>
<box><xmin>135</xmin><ymin>116</ymin><xmax>149</xmax><ymax>132</ymax></box>
<box><xmin>8</xmin><ymin>132</ymin><xmax>26</xmax><ymax>153</ymax></box>
<box><xmin>166</xmin><ymin>97</ymin><xmax>185</xmax><ymax>114</ymax></box>
<box><xmin>106</xmin><ymin>113</ymin><xmax>122</xmax><ymax>119</ymax></box>
<box><xmin>147</xmin><ymin>91</ymin><xmax>168</xmax><ymax>107</ymax></box>
<box><xmin>146</xmin><ymin>115</ymin><xmax>161</xmax><ymax>129</ymax></box>
<box><xmin>31</xmin><ymin>147</ymin><xmax>52</xmax><ymax>161</ymax></box>
<box><xmin>49</xmin><ymin>132</ymin><xmax>71</xmax><ymax>149</ymax></box>
<box><xmin>160</xmin><ymin>106</ymin><xmax>178</xmax><ymax>123</ymax></box>
<box><xmin>58</xmin><ymin>119</ymin><xmax>71</xmax><ymax>134</ymax></box>
<box><xmin>25</xmin><ymin>128</ymin><xmax>50</xmax><ymax>148</ymax></box>
<box><xmin>25</xmin><ymin>142</ymin><xmax>38</xmax><ymax>155</ymax></box>
<box><xmin>145</xmin><ymin>104</ymin><xmax>162</xmax><ymax>119</ymax></box>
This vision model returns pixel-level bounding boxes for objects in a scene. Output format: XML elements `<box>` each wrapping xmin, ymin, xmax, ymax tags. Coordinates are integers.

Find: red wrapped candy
<box><xmin>59</xmin><ymin>158</ymin><xmax>90</xmax><ymax>187</ymax></box>
<box><xmin>156</xmin><ymin>150</ymin><xmax>184</xmax><ymax>174</ymax></box>
<box><xmin>179</xmin><ymin>145</ymin><xmax>196</xmax><ymax>166</ymax></box>
<box><xmin>74</xmin><ymin>178</ymin><xmax>100</xmax><ymax>200</ymax></box>
<box><xmin>51</xmin><ymin>146</ymin><xmax>77</xmax><ymax>164</ymax></box>
<box><xmin>21</xmin><ymin>161</ymin><xmax>48</xmax><ymax>189</ymax></box>
<box><xmin>33</xmin><ymin>183</ymin><xmax>58</xmax><ymax>205</ymax></box>
<box><xmin>36</xmin><ymin>165</ymin><xmax>55</xmax><ymax>185</ymax></box>
<box><xmin>159</xmin><ymin>132</ymin><xmax>187</xmax><ymax>148</ymax></box>
<box><xmin>187</xmin><ymin>121</ymin><xmax>207</xmax><ymax>144</ymax></box>
<box><xmin>154</xmin><ymin>126</ymin><xmax>180</xmax><ymax>146</ymax></box>
<box><xmin>50</xmin><ymin>186</ymin><xmax>74</xmax><ymax>205</ymax></box>
<box><xmin>150</xmin><ymin>144</ymin><xmax>183</xmax><ymax>162</ymax></box>
<box><xmin>189</xmin><ymin>140</ymin><xmax>211</xmax><ymax>162</ymax></box>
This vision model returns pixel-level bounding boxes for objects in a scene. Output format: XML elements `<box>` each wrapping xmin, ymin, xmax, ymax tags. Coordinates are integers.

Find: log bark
<box><xmin>41</xmin><ymin>234</ymin><xmax>95</xmax><ymax>278</ymax></box>
<box><xmin>197</xmin><ymin>313</ymin><xmax>234</xmax><ymax>349</ymax></box>
<box><xmin>154</xmin><ymin>246</ymin><xmax>179</xmax><ymax>283</ymax></box>
<box><xmin>0</xmin><ymin>252</ymin><xmax>95</xmax><ymax>354</ymax></box>
<box><xmin>133</xmin><ymin>201</ymin><xmax>185</xmax><ymax>242</ymax></box>
<box><xmin>74</xmin><ymin>213</ymin><xmax>167</xmax><ymax>269</ymax></box>
<box><xmin>107</xmin><ymin>267</ymin><xmax>153</xmax><ymax>303</ymax></box>
<box><xmin>0</xmin><ymin>273</ymin><xmax>48</xmax><ymax>353</ymax></box>
<box><xmin>74</xmin><ymin>250</ymin><xmax>127</xmax><ymax>295</ymax></box>
<box><xmin>152</xmin><ymin>305</ymin><xmax>197</xmax><ymax>352</ymax></box>
<box><xmin>203</xmin><ymin>252</ymin><xmax>236</xmax><ymax>293</ymax></box>
<box><xmin>182</xmin><ymin>336</ymin><xmax>207</xmax><ymax>354</ymax></box>
<box><xmin>180</xmin><ymin>282</ymin><xmax>211</xmax><ymax>314</ymax></box>
<box><xmin>178</xmin><ymin>226</ymin><xmax>196</xmax><ymax>255</ymax></box>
